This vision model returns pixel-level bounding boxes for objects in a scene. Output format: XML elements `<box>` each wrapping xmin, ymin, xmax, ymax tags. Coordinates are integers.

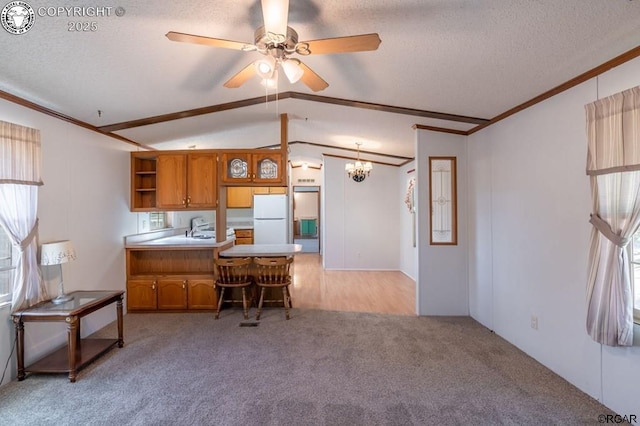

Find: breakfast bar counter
<box><xmin>218</xmin><ymin>244</ymin><xmax>302</xmax><ymax>310</ymax></box>
<box><xmin>220</xmin><ymin>244</ymin><xmax>302</xmax><ymax>257</ymax></box>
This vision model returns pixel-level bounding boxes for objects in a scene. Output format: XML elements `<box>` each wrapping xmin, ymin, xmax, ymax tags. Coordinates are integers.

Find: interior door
<box><xmin>293</xmin><ymin>186</ymin><xmax>320</xmax><ymax>253</ymax></box>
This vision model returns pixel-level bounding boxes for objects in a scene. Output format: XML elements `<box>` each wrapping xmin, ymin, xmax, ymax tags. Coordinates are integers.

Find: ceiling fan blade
<box><xmin>224</xmin><ymin>62</ymin><xmax>258</xmax><ymax>88</ymax></box>
<box><xmin>261</xmin><ymin>0</ymin><xmax>289</xmax><ymax>37</ymax></box>
<box><xmin>303</xmin><ymin>33</ymin><xmax>381</xmax><ymax>55</ymax></box>
<box><xmin>298</xmin><ymin>62</ymin><xmax>329</xmax><ymax>92</ymax></box>
<box><xmin>166</xmin><ymin>31</ymin><xmax>255</xmax><ymax>51</ymax></box>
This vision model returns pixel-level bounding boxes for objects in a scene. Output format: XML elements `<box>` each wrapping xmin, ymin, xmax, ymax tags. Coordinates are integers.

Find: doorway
<box><xmin>293</xmin><ymin>186</ymin><xmax>320</xmax><ymax>253</ymax></box>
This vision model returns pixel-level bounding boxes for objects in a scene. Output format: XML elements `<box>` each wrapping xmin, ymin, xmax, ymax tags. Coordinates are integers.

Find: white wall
<box><xmin>322</xmin><ymin>156</ymin><xmax>401</xmax><ymax>270</ymax></box>
<box><xmin>291</xmin><ymin>164</ymin><xmax>323</xmax><ymax>187</ymax></box>
<box><xmin>0</xmin><ymin>98</ymin><xmax>137</xmax><ymax>386</ymax></box>
<box><xmin>415</xmin><ymin>131</ymin><xmax>469</xmax><ymax>316</ymax></box>
<box><xmin>293</xmin><ymin>192</ymin><xmax>318</xmax><ymax>219</ymax></box>
<box><xmin>467</xmin><ymin>136</ymin><xmax>493</xmax><ymax>329</ymax></box>
<box><xmin>467</xmin><ymin>56</ymin><xmax>640</xmax><ymax>414</ymax></box>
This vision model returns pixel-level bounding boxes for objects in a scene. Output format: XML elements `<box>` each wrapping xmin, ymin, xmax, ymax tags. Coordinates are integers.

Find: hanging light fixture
<box><xmin>345</xmin><ymin>142</ymin><xmax>373</xmax><ymax>182</ymax></box>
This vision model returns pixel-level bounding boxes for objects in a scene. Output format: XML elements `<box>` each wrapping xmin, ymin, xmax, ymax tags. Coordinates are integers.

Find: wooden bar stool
<box><xmin>254</xmin><ymin>257</ymin><xmax>293</xmax><ymax>320</ymax></box>
<box><xmin>214</xmin><ymin>257</ymin><xmax>253</xmax><ymax>320</ymax></box>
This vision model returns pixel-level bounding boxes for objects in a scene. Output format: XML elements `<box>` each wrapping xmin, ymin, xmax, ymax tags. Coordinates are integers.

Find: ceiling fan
<box><xmin>166</xmin><ymin>0</ymin><xmax>381</xmax><ymax>92</ymax></box>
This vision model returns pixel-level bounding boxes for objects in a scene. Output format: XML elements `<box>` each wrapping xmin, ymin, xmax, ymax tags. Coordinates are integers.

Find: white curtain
<box><xmin>585</xmin><ymin>86</ymin><xmax>640</xmax><ymax>346</ymax></box>
<box><xmin>0</xmin><ymin>120</ymin><xmax>46</xmax><ymax>312</ymax></box>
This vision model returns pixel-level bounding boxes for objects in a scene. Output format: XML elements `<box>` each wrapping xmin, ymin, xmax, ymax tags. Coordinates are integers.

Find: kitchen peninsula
<box><xmin>124</xmin><ymin>230</ymin><xmax>234</xmax><ymax>312</ymax></box>
<box><xmin>125</xmin><ymin>114</ymin><xmax>293</xmax><ymax>313</ymax></box>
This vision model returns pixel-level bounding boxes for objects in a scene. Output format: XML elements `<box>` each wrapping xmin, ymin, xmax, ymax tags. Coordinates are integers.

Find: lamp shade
<box><xmin>41</xmin><ymin>240</ymin><xmax>76</xmax><ymax>265</ymax></box>
<box><xmin>261</xmin><ymin>0</ymin><xmax>289</xmax><ymax>38</ymax></box>
<box><xmin>255</xmin><ymin>58</ymin><xmax>275</xmax><ymax>79</ymax></box>
<box><xmin>281</xmin><ymin>59</ymin><xmax>304</xmax><ymax>83</ymax></box>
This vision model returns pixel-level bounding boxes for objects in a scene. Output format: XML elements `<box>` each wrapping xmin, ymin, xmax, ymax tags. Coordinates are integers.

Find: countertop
<box><xmin>220</xmin><ymin>244</ymin><xmax>302</xmax><ymax>257</ymax></box>
<box><xmin>231</xmin><ymin>224</ymin><xmax>254</xmax><ymax>230</ymax></box>
<box><xmin>228</xmin><ymin>220</ymin><xmax>254</xmax><ymax>230</ymax></box>
<box><xmin>124</xmin><ymin>229</ymin><xmax>234</xmax><ymax>249</ymax></box>
<box><xmin>125</xmin><ymin>235</ymin><xmax>235</xmax><ymax>249</ymax></box>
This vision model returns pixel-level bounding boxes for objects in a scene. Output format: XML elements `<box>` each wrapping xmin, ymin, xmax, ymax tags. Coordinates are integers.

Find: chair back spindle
<box><xmin>254</xmin><ymin>257</ymin><xmax>294</xmax><ymax>320</ymax></box>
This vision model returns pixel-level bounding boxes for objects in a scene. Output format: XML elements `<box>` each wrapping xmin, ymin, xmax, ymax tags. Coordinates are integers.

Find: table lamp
<box><xmin>41</xmin><ymin>240</ymin><xmax>76</xmax><ymax>304</ymax></box>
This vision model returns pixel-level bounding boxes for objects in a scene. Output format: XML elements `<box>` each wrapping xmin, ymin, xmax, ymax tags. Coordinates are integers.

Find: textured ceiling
<box><xmin>1</xmin><ymin>0</ymin><xmax>640</xmax><ymax>162</ymax></box>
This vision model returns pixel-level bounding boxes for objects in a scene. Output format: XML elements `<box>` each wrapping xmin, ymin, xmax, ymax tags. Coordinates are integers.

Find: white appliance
<box><xmin>253</xmin><ymin>194</ymin><xmax>288</xmax><ymax>244</ymax></box>
<box><xmin>191</xmin><ymin>217</ymin><xmax>235</xmax><ymax>239</ymax></box>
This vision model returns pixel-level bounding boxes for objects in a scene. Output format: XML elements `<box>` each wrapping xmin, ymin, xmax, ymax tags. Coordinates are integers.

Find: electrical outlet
<box><xmin>530</xmin><ymin>315</ymin><xmax>538</xmax><ymax>330</ymax></box>
<box><xmin>142</xmin><ymin>220</ymin><xmax>147</xmax><ymax>229</ymax></box>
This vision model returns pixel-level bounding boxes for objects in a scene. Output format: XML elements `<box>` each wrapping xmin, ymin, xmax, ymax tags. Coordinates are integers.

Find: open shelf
<box><xmin>128</xmin><ymin>249</ymin><xmax>215</xmax><ymax>276</ymax></box>
<box><xmin>132</xmin><ymin>155</ymin><xmax>157</xmax><ymax>210</ymax></box>
<box><xmin>26</xmin><ymin>338</ymin><xmax>119</xmax><ymax>375</ymax></box>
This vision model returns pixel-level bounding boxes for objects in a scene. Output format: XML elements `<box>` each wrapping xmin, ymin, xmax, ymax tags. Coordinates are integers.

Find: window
<box><xmin>0</xmin><ymin>227</ymin><xmax>14</xmax><ymax>304</ymax></box>
<box><xmin>629</xmin><ymin>230</ymin><xmax>640</xmax><ymax>324</ymax></box>
<box><xmin>148</xmin><ymin>212</ymin><xmax>166</xmax><ymax>230</ymax></box>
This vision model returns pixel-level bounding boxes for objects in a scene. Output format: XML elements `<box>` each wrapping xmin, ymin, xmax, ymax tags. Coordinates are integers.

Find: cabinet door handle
<box><xmin>182</xmin><ymin>280</ymin><xmax>186</xmax><ymax>290</ymax></box>
<box><xmin>152</xmin><ymin>282</ymin><xmax>156</xmax><ymax>291</ymax></box>
<box><xmin>187</xmin><ymin>197</ymin><xmax>191</xmax><ymax>205</ymax></box>
<box><xmin>182</xmin><ymin>198</ymin><xmax>186</xmax><ymax>206</ymax></box>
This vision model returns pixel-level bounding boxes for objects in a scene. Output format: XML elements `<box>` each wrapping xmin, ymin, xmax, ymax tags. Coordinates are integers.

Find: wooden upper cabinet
<box><xmin>227</xmin><ymin>186</ymin><xmax>253</xmax><ymax>208</ymax></box>
<box><xmin>187</xmin><ymin>153</ymin><xmax>218</xmax><ymax>208</ymax></box>
<box><xmin>156</xmin><ymin>153</ymin><xmax>217</xmax><ymax>210</ymax></box>
<box><xmin>131</xmin><ymin>149</ymin><xmax>286</xmax><ymax>212</ymax></box>
<box><xmin>157</xmin><ymin>154</ymin><xmax>188</xmax><ymax>209</ymax></box>
<box><xmin>227</xmin><ymin>186</ymin><xmax>288</xmax><ymax>208</ymax></box>
<box><xmin>221</xmin><ymin>151</ymin><xmax>284</xmax><ymax>185</ymax></box>
<box><xmin>252</xmin><ymin>153</ymin><xmax>283</xmax><ymax>184</ymax></box>
<box><xmin>221</xmin><ymin>152</ymin><xmax>252</xmax><ymax>184</ymax></box>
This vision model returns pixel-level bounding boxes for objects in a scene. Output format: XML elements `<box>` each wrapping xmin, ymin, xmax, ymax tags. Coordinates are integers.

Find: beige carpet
<box><xmin>0</xmin><ymin>308</ymin><xmax>616</xmax><ymax>425</ymax></box>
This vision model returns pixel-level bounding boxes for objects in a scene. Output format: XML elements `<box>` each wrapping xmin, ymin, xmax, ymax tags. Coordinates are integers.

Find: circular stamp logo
<box><xmin>1</xmin><ymin>1</ymin><xmax>35</xmax><ymax>34</ymax></box>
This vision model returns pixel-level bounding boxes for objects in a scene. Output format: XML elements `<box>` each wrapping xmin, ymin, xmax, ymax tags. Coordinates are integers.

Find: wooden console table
<box><xmin>11</xmin><ymin>290</ymin><xmax>124</xmax><ymax>382</ymax></box>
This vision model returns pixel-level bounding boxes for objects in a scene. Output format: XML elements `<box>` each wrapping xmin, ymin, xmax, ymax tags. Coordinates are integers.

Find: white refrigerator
<box><xmin>253</xmin><ymin>194</ymin><xmax>288</xmax><ymax>244</ymax></box>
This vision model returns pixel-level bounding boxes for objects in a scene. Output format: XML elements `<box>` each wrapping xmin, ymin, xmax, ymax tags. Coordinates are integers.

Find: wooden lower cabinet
<box><xmin>157</xmin><ymin>279</ymin><xmax>188</xmax><ymax>310</ymax></box>
<box><xmin>126</xmin><ymin>245</ymin><xmax>231</xmax><ymax>312</ymax></box>
<box><xmin>187</xmin><ymin>279</ymin><xmax>217</xmax><ymax>309</ymax></box>
<box><xmin>234</xmin><ymin>229</ymin><xmax>253</xmax><ymax>245</ymax></box>
<box><xmin>127</xmin><ymin>277</ymin><xmax>216</xmax><ymax>312</ymax></box>
<box><xmin>127</xmin><ymin>279</ymin><xmax>158</xmax><ymax>311</ymax></box>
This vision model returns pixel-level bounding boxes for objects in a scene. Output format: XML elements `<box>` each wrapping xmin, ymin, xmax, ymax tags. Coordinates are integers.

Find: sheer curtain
<box><xmin>0</xmin><ymin>120</ymin><xmax>46</xmax><ymax>312</ymax></box>
<box><xmin>585</xmin><ymin>86</ymin><xmax>640</xmax><ymax>347</ymax></box>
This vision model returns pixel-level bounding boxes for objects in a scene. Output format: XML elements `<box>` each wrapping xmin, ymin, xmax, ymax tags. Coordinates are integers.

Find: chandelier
<box><xmin>345</xmin><ymin>142</ymin><xmax>373</xmax><ymax>182</ymax></box>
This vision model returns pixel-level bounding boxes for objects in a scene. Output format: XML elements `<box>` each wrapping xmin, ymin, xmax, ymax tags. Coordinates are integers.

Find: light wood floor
<box><xmin>289</xmin><ymin>253</ymin><xmax>416</xmax><ymax>316</ymax></box>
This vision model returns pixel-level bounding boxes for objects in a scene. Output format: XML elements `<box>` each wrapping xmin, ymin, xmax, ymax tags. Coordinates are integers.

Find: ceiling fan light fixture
<box><xmin>281</xmin><ymin>58</ymin><xmax>304</xmax><ymax>83</ymax></box>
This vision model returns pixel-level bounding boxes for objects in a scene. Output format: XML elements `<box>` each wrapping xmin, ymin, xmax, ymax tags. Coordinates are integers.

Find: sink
<box><xmin>192</xmin><ymin>235</ymin><xmax>214</xmax><ymax>240</ymax></box>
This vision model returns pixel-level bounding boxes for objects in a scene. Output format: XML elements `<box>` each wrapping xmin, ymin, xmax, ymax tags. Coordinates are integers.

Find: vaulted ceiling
<box><xmin>2</xmin><ymin>0</ymin><xmax>640</xmax><ymax>165</ymax></box>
